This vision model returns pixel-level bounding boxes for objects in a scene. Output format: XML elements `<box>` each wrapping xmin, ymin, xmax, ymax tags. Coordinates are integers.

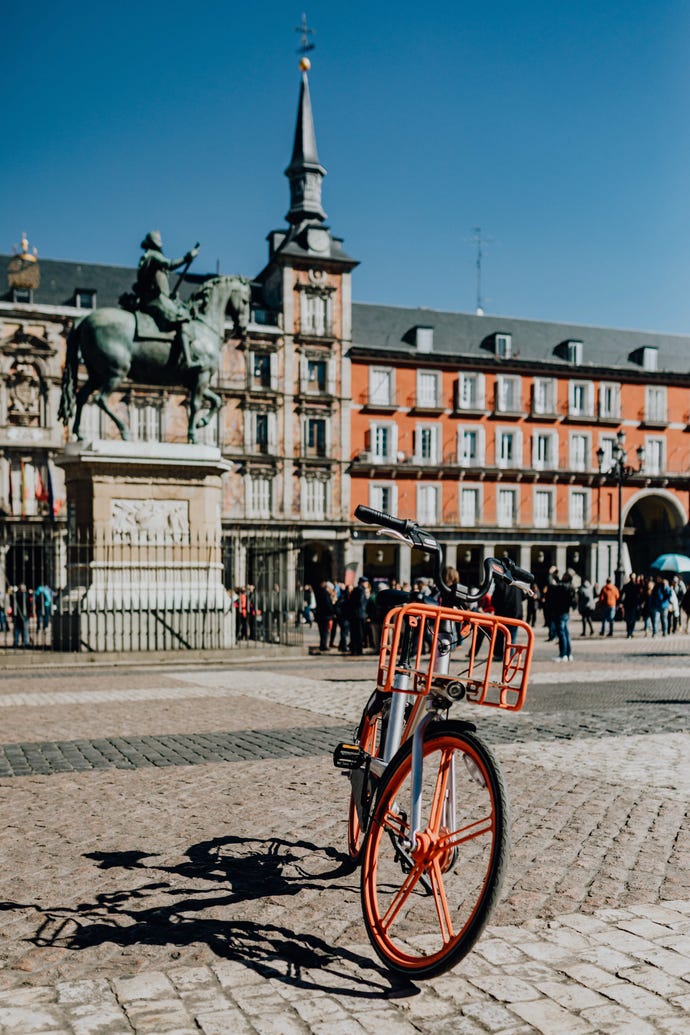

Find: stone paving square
<box><xmin>0</xmin><ymin>634</ymin><xmax>688</xmax><ymax>1032</ymax></box>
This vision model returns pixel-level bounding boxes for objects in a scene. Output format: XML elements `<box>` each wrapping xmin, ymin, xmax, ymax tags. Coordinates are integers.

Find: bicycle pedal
<box><xmin>333</xmin><ymin>742</ymin><xmax>367</xmax><ymax>770</ymax></box>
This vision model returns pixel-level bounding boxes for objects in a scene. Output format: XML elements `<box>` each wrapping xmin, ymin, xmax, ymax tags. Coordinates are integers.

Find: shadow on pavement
<box><xmin>25</xmin><ymin>835</ymin><xmax>418</xmax><ymax>999</ymax></box>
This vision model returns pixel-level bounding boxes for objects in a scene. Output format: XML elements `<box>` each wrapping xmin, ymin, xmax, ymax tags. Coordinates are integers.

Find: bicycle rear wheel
<box><xmin>360</xmin><ymin>720</ymin><xmax>508</xmax><ymax>979</ymax></box>
<box><xmin>347</xmin><ymin>710</ymin><xmax>382</xmax><ymax>860</ymax></box>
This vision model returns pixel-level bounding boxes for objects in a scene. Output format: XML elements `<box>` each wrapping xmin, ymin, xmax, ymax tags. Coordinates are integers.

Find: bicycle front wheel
<box><xmin>360</xmin><ymin>721</ymin><xmax>509</xmax><ymax>979</ymax></box>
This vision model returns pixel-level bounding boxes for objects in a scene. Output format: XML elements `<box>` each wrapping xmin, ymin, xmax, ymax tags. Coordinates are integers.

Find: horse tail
<box><xmin>58</xmin><ymin>323</ymin><xmax>80</xmax><ymax>425</ymax></box>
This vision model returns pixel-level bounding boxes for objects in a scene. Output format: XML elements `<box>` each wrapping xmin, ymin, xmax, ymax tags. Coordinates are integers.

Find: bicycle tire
<box><xmin>360</xmin><ymin>720</ymin><xmax>509</xmax><ymax>979</ymax></box>
<box><xmin>347</xmin><ymin>710</ymin><xmax>382</xmax><ymax>860</ymax></box>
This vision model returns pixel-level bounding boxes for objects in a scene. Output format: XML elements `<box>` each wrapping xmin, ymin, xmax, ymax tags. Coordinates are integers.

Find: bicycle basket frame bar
<box><xmin>377</xmin><ymin>603</ymin><xmax>534</xmax><ymax>712</ymax></box>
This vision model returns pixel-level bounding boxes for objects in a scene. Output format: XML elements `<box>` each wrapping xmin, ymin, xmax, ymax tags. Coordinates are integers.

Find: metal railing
<box><xmin>0</xmin><ymin>525</ymin><xmax>305</xmax><ymax>653</ymax></box>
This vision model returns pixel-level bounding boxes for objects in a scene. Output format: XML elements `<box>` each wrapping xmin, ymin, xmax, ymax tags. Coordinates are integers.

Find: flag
<box><xmin>35</xmin><ymin>466</ymin><xmax>50</xmax><ymax>503</ymax></box>
<box><xmin>46</xmin><ymin>460</ymin><xmax>56</xmax><ymax>523</ymax></box>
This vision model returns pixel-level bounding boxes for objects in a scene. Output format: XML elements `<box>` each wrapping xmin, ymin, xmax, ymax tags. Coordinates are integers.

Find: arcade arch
<box><xmin>624</xmin><ymin>489</ymin><xmax>687</xmax><ymax>573</ymax></box>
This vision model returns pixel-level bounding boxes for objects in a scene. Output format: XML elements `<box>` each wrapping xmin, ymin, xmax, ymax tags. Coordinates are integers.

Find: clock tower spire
<box><xmin>285</xmin><ymin>59</ymin><xmax>327</xmax><ymax>226</ymax></box>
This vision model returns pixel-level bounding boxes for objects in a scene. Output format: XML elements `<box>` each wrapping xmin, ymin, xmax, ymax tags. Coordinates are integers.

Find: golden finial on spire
<box><xmin>296</xmin><ymin>13</ymin><xmax>315</xmax><ymax>70</ymax></box>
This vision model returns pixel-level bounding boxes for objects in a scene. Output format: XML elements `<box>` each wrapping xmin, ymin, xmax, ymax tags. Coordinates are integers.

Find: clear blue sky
<box><xmin>4</xmin><ymin>1</ymin><xmax>690</xmax><ymax>332</ymax></box>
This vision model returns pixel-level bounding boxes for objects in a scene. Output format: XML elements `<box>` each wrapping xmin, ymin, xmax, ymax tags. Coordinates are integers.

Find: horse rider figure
<box><xmin>129</xmin><ymin>231</ymin><xmax>202</xmax><ymax>374</ymax></box>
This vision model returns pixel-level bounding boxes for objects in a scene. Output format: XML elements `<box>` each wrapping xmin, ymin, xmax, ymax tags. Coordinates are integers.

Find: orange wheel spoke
<box><xmin>380</xmin><ymin>862</ymin><xmax>426</xmax><ymax>933</ymax></box>
<box><xmin>379</xmin><ymin>807</ymin><xmax>410</xmax><ymax>840</ymax></box>
<box><xmin>428</xmin><ymin>748</ymin><xmax>453</xmax><ymax>831</ymax></box>
<box><xmin>429</xmin><ymin>858</ymin><xmax>454</xmax><ymax>943</ymax></box>
<box><xmin>440</xmin><ymin>814</ymin><xmax>493</xmax><ymax>851</ymax></box>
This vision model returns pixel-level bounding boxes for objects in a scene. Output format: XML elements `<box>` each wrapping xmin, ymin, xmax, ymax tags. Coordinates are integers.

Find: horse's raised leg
<box><xmin>196</xmin><ymin>386</ymin><xmax>222</xmax><ymax>430</ymax></box>
<box><xmin>94</xmin><ymin>377</ymin><xmax>130</xmax><ymax>441</ymax></box>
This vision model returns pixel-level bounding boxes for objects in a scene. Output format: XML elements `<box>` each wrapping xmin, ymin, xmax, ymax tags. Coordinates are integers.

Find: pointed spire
<box><xmin>285</xmin><ymin>67</ymin><xmax>327</xmax><ymax>225</ymax></box>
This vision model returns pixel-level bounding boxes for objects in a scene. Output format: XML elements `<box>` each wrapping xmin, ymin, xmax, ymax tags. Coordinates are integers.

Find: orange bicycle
<box><xmin>334</xmin><ymin>505</ymin><xmax>536</xmax><ymax>978</ymax></box>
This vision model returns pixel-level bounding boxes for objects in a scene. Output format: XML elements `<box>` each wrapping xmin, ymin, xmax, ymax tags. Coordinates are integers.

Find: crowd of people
<box><xmin>540</xmin><ymin>568</ymin><xmax>689</xmax><ymax>662</ymax></box>
<box><xmin>297</xmin><ymin>566</ymin><xmax>690</xmax><ymax>663</ymax></box>
<box><xmin>0</xmin><ymin>582</ymin><xmax>53</xmax><ymax>647</ymax></box>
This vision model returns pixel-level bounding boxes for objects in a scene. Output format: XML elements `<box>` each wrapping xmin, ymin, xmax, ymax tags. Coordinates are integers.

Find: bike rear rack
<box><xmin>376</xmin><ymin>603</ymin><xmax>534</xmax><ymax>711</ymax></box>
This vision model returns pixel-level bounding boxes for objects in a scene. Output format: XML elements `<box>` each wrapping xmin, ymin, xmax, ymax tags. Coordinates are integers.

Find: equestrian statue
<box><xmin>58</xmin><ymin>232</ymin><xmax>251</xmax><ymax>444</ymax></box>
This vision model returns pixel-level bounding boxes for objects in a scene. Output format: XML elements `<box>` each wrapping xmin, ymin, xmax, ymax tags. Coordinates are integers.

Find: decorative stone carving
<box><xmin>111</xmin><ymin>498</ymin><xmax>189</xmax><ymax>544</ymax></box>
<box><xmin>7</xmin><ymin>361</ymin><xmax>42</xmax><ymax>426</ymax></box>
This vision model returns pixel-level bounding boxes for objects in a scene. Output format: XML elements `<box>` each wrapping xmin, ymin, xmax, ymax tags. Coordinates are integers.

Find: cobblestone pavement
<box><xmin>0</xmin><ymin>632</ymin><xmax>688</xmax><ymax>1033</ymax></box>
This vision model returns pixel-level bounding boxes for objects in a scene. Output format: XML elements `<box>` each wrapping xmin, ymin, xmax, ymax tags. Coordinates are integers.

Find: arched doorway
<box><xmin>625</xmin><ymin>491</ymin><xmax>687</xmax><ymax>573</ymax></box>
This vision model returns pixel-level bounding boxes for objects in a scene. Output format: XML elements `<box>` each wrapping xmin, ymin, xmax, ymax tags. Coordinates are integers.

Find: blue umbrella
<box><xmin>650</xmin><ymin>553</ymin><xmax>690</xmax><ymax>573</ymax></box>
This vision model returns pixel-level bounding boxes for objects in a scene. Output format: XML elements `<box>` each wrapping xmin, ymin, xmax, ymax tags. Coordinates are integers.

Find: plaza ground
<box><xmin>0</xmin><ymin>627</ymin><xmax>688</xmax><ymax>1033</ymax></box>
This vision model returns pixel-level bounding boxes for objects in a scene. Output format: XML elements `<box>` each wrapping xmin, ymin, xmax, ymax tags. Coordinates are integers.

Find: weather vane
<box><xmin>296</xmin><ymin>12</ymin><xmax>315</xmax><ymax>69</ymax></box>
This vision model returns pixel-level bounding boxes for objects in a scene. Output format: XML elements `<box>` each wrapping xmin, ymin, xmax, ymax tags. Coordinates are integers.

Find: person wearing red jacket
<box><xmin>598</xmin><ymin>578</ymin><xmax>620</xmax><ymax>637</ymax></box>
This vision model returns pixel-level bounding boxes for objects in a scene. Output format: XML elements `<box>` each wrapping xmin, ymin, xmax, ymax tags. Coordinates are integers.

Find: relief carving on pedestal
<box><xmin>111</xmin><ymin>498</ymin><xmax>190</xmax><ymax>543</ymax></box>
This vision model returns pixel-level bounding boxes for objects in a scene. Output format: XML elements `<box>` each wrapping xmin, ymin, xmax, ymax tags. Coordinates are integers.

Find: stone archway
<box><xmin>625</xmin><ymin>490</ymin><xmax>687</xmax><ymax>573</ymax></box>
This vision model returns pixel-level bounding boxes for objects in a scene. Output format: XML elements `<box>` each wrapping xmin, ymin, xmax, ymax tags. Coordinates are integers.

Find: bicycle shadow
<box><xmin>27</xmin><ymin>835</ymin><xmax>417</xmax><ymax>999</ymax></box>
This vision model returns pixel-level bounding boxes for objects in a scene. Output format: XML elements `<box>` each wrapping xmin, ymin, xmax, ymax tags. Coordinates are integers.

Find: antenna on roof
<box><xmin>472</xmin><ymin>227</ymin><xmax>489</xmax><ymax>315</ymax></box>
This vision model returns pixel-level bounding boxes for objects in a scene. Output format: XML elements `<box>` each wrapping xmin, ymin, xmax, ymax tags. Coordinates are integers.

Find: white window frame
<box><xmin>644</xmin><ymin>436</ymin><xmax>665</xmax><ymax>475</ymax></box>
<box><xmin>645</xmin><ymin>385</ymin><xmax>667</xmax><ymax>423</ymax></box>
<box><xmin>303</xmin><ymin>414</ymin><xmax>330</xmax><ymax>458</ymax></box>
<box><xmin>130</xmin><ymin>401</ymin><xmax>161</xmax><ymax>442</ymax></box>
<box><xmin>532</xmin><ymin>430</ymin><xmax>558</xmax><ymax>470</ymax></box>
<box><xmin>496</xmin><ymin>427</ymin><xmax>522</xmax><ymax>469</ymax></box>
<box><xmin>569</xmin><ymin>432</ymin><xmax>590</xmax><ymax>472</ymax></box>
<box><xmin>569</xmin><ymin>489</ymin><xmax>588</xmax><ymax>529</ymax></box>
<box><xmin>370</xmin><ymin>421</ymin><xmax>397</xmax><ymax>463</ymax></box>
<box><xmin>414</xmin><ymin>423</ymin><xmax>441</xmax><ymax>465</ymax></box>
<box><xmin>457</xmin><ymin>372</ymin><xmax>486</xmax><ymax>411</ymax></box>
<box><xmin>532</xmin><ymin>377</ymin><xmax>557</xmax><ymax>416</ymax></box>
<box><xmin>458</xmin><ymin>425</ymin><xmax>485</xmax><ymax>467</ymax></box>
<box><xmin>597</xmin><ymin>434</ymin><xmax>617</xmax><ymax>471</ymax></box>
<box><xmin>300</xmin><ymin>291</ymin><xmax>332</xmax><ymax>336</ymax></box>
<box><xmin>599</xmin><ymin>382</ymin><xmax>621</xmax><ymax>419</ymax></box>
<box><xmin>369</xmin><ymin>366</ymin><xmax>394</xmax><ymax>407</ymax></box>
<box><xmin>251</xmin><ymin>351</ymin><xmax>276</xmax><ymax>390</ymax></box>
<box><xmin>568</xmin><ymin>380</ymin><xmax>594</xmax><ymax>418</ymax></box>
<box><xmin>497</xmin><ymin>487</ymin><xmax>517</xmax><ymax>527</ymax></box>
<box><xmin>369</xmin><ymin>482</ymin><xmax>399</xmax><ymax>514</ymax></box>
<box><xmin>459</xmin><ymin>484</ymin><xmax>482</xmax><ymax>527</ymax></box>
<box><xmin>533</xmin><ymin>488</ymin><xmax>554</xmax><ymax>529</ymax></box>
<box><xmin>246</xmin><ymin>474</ymin><xmax>272</xmax><ymax>519</ymax></box>
<box><xmin>642</xmin><ymin>346</ymin><xmax>658</xmax><ymax>372</ymax></box>
<box><xmin>417</xmin><ymin>483</ymin><xmax>440</xmax><ymax>524</ymax></box>
<box><xmin>496</xmin><ymin>374</ymin><xmax>522</xmax><ymax>414</ymax></box>
<box><xmin>416</xmin><ymin>369</ymin><xmax>442</xmax><ymax>408</ymax></box>
<box><xmin>495</xmin><ymin>333</ymin><xmax>512</xmax><ymax>358</ymax></box>
<box><xmin>301</xmin><ymin>477</ymin><xmax>328</xmax><ymax>520</ymax></box>
<box><xmin>567</xmin><ymin>340</ymin><xmax>583</xmax><ymax>365</ymax></box>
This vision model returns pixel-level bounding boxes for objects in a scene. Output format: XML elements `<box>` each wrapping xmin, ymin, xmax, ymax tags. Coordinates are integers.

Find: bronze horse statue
<box><xmin>58</xmin><ymin>274</ymin><xmax>251</xmax><ymax>443</ymax></box>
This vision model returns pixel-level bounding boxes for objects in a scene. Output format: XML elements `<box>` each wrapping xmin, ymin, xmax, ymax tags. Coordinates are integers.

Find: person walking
<box><xmin>577</xmin><ymin>579</ymin><xmax>595</xmax><ymax>636</ymax></box>
<box><xmin>620</xmin><ymin>574</ymin><xmax>641</xmax><ymax>639</ymax></box>
<box><xmin>10</xmin><ymin>583</ymin><xmax>30</xmax><ymax>648</ymax></box>
<box><xmin>650</xmin><ymin>576</ymin><xmax>672</xmax><ymax>637</ymax></box>
<box><xmin>550</xmin><ymin>571</ymin><xmax>576</xmax><ymax>662</ymax></box>
<box><xmin>314</xmin><ymin>580</ymin><xmax>337</xmax><ymax>653</ymax></box>
<box><xmin>347</xmin><ymin>578</ymin><xmax>370</xmax><ymax>655</ymax></box>
<box><xmin>0</xmin><ymin>584</ymin><xmax>7</xmax><ymax>634</ymax></box>
<box><xmin>598</xmin><ymin>578</ymin><xmax>620</xmax><ymax>637</ymax></box>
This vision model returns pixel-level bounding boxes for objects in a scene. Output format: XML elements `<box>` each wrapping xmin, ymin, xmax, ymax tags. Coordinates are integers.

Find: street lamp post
<box><xmin>596</xmin><ymin>430</ymin><xmax>645</xmax><ymax>589</ymax></box>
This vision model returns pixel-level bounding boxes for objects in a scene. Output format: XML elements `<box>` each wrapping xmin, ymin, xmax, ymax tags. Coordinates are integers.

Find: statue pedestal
<box><xmin>53</xmin><ymin>440</ymin><xmax>234</xmax><ymax>652</ymax></box>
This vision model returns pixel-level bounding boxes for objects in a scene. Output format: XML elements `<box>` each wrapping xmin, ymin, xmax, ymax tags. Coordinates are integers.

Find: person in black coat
<box><xmin>491</xmin><ymin>578</ymin><xmax>524</xmax><ymax>659</ymax></box>
<box><xmin>314</xmin><ymin>581</ymin><xmax>336</xmax><ymax>652</ymax></box>
<box><xmin>347</xmin><ymin>578</ymin><xmax>370</xmax><ymax>655</ymax></box>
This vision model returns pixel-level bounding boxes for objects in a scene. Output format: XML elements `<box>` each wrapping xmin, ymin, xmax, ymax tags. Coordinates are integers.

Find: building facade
<box><xmin>2</xmin><ymin>65</ymin><xmax>690</xmax><ymax>603</ymax></box>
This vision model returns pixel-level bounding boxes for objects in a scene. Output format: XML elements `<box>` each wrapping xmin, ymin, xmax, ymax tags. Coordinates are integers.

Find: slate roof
<box><xmin>0</xmin><ymin>255</ymin><xmax>209</xmax><ymax>308</ymax></box>
<box><xmin>4</xmin><ymin>254</ymin><xmax>689</xmax><ymax>375</ymax></box>
<box><xmin>350</xmin><ymin>302</ymin><xmax>690</xmax><ymax>375</ymax></box>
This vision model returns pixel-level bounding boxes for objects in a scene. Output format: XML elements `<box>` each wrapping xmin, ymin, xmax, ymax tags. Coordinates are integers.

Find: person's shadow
<box><xmin>25</xmin><ymin>835</ymin><xmax>418</xmax><ymax>999</ymax></box>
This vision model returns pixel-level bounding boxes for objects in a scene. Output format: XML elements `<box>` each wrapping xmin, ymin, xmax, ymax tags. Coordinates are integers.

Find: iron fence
<box><xmin>0</xmin><ymin>525</ymin><xmax>305</xmax><ymax>653</ymax></box>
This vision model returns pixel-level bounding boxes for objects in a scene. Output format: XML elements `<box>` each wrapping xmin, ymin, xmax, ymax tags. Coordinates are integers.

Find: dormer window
<box><xmin>415</xmin><ymin>326</ymin><xmax>434</xmax><ymax>353</ymax></box>
<box><xmin>567</xmin><ymin>340</ymin><xmax>583</xmax><ymax>365</ymax></box>
<box><xmin>75</xmin><ymin>289</ymin><xmax>96</xmax><ymax>309</ymax></box>
<box><xmin>495</xmin><ymin>333</ymin><xmax>512</xmax><ymax>358</ymax></box>
<box><xmin>12</xmin><ymin>287</ymin><xmax>32</xmax><ymax>303</ymax></box>
<box><xmin>642</xmin><ymin>346</ymin><xmax>658</xmax><ymax>372</ymax></box>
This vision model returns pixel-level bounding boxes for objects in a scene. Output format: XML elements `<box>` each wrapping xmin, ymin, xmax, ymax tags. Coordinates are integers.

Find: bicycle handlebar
<box><xmin>354</xmin><ymin>506</ymin><xmax>537</xmax><ymax>604</ymax></box>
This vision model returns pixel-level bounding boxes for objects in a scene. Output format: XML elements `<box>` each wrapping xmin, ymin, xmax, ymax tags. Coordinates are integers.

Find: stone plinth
<box><xmin>53</xmin><ymin>440</ymin><xmax>234</xmax><ymax>651</ymax></box>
